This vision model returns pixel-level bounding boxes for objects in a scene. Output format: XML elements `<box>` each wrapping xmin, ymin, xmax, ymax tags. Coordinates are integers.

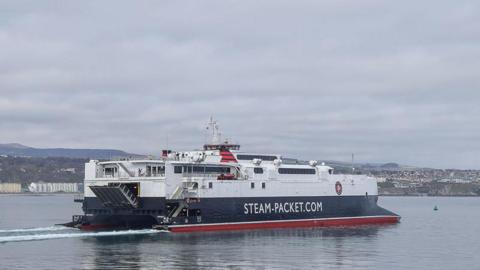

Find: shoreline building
<box><xmin>0</xmin><ymin>183</ymin><xmax>22</xmax><ymax>193</ymax></box>
<box><xmin>28</xmin><ymin>182</ymin><xmax>80</xmax><ymax>193</ymax></box>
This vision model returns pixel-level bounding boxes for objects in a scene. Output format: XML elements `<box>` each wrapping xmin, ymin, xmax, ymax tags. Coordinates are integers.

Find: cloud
<box><xmin>0</xmin><ymin>0</ymin><xmax>479</xmax><ymax>169</ymax></box>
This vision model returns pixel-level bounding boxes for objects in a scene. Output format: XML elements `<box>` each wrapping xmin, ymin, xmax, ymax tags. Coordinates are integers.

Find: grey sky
<box><xmin>1</xmin><ymin>1</ymin><xmax>479</xmax><ymax>169</ymax></box>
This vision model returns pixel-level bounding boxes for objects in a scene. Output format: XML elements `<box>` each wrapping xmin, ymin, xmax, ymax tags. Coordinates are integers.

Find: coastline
<box><xmin>0</xmin><ymin>192</ymin><xmax>81</xmax><ymax>196</ymax></box>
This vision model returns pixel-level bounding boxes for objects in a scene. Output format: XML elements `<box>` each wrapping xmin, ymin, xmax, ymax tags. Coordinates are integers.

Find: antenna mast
<box><xmin>351</xmin><ymin>153</ymin><xmax>355</xmax><ymax>174</ymax></box>
<box><xmin>206</xmin><ymin>116</ymin><xmax>221</xmax><ymax>144</ymax></box>
<box><xmin>203</xmin><ymin>117</ymin><xmax>240</xmax><ymax>151</ymax></box>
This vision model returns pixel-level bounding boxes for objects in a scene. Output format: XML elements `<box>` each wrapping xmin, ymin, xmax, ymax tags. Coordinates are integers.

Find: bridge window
<box><xmin>251</xmin><ymin>182</ymin><xmax>255</xmax><ymax>189</ymax></box>
<box><xmin>174</xmin><ymin>166</ymin><xmax>182</xmax><ymax>174</ymax></box>
<box><xmin>278</xmin><ymin>168</ymin><xmax>316</xmax><ymax>175</ymax></box>
<box><xmin>208</xmin><ymin>182</ymin><xmax>213</xmax><ymax>189</ymax></box>
<box><xmin>262</xmin><ymin>182</ymin><xmax>266</xmax><ymax>189</ymax></box>
<box><xmin>254</xmin><ymin>168</ymin><xmax>263</xmax><ymax>174</ymax></box>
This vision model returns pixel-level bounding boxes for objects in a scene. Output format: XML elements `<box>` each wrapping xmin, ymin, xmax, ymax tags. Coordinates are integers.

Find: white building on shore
<box><xmin>0</xmin><ymin>183</ymin><xmax>22</xmax><ymax>193</ymax></box>
<box><xmin>28</xmin><ymin>182</ymin><xmax>79</xmax><ymax>193</ymax></box>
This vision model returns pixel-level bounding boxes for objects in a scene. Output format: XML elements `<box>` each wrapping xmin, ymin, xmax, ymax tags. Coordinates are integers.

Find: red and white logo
<box><xmin>335</xmin><ymin>181</ymin><xmax>342</xmax><ymax>195</ymax></box>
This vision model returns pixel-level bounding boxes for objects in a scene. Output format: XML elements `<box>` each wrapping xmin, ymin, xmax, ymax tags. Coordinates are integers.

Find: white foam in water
<box><xmin>0</xmin><ymin>226</ymin><xmax>71</xmax><ymax>233</ymax></box>
<box><xmin>0</xmin><ymin>229</ymin><xmax>163</xmax><ymax>243</ymax></box>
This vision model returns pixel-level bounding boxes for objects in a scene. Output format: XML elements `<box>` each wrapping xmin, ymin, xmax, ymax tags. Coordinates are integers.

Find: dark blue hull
<box><xmin>78</xmin><ymin>195</ymin><xmax>399</xmax><ymax>231</ymax></box>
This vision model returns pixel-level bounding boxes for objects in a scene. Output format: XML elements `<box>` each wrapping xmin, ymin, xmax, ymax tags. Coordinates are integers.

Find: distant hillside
<box><xmin>324</xmin><ymin>160</ymin><xmax>412</xmax><ymax>173</ymax></box>
<box><xmin>0</xmin><ymin>143</ymin><xmax>142</xmax><ymax>159</ymax></box>
<box><xmin>0</xmin><ymin>156</ymin><xmax>86</xmax><ymax>184</ymax></box>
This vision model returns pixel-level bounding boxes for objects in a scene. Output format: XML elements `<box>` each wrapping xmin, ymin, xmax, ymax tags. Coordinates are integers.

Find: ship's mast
<box><xmin>203</xmin><ymin>117</ymin><xmax>240</xmax><ymax>151</ymax></box>
<box><xmin>207</xmin><ymin>116</ymin><xmax>222</xmax><ymax>144</ymax></box>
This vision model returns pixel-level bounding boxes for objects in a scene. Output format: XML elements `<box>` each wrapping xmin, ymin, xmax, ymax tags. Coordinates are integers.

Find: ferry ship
<box><xmin>68</xmin><ymin>118</ymin><xmax>400</xmax><ymax>232</ymax></box>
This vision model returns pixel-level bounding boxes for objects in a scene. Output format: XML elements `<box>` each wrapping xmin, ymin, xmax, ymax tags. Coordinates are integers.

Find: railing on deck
<box><xmin>181</xmin><ymin>173</ymin><xmax>219</xmax><ymax>179</ymax></box>
<box><xmin>95</xmin><ymin>172</ymin><xmax>166</xmax><ymax>178</ymax></box>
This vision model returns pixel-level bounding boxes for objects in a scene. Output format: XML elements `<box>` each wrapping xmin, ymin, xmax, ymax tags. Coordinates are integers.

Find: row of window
<box><xmin>254</xmin><ymin>167</ymin><xmax>316</xmax><ymax>174</ymax></box>
<box><xmin>174</xmin><ymin>165</ymin><xmax>316</xmax><ymax>175</ymax></box>
<box><xmin>236</xmin><ymin>154</ymin><xmax>278</xmax><ymax>161</ymax></box>
<box><xmin>174</xmin><ymin>165</ymin><xmax>231</xmax><ymax>174</ymax></box>
<box><xmin>278</xmin><ymin>168</ymin><xmax>316</xmax><ymax>175</ymax></box>
<box><xmin>146</xmin><ymin>165</ymin><xmax>165</xmax><ymax>176</ymax></box>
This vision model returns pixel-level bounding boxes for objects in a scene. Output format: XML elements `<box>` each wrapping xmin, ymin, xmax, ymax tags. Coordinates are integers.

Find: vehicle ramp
<box><xmin>89</xmin><ymin>184</ymin><xmax>139</xmax><ymax>209</ymax></box>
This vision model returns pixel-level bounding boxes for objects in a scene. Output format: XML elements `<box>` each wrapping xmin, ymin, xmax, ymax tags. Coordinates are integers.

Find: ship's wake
<box><xmin>0</xmin><ymin>225</ymin><xmax>71</xmax><ymax>233</ymax></box>
<box><xmin>0</xmin><ymin>227</ymin><xmax>162</xmax><ymax>243</ymax></box>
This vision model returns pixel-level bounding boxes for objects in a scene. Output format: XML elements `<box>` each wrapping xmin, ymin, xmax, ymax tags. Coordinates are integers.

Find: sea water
<box><xmin>0</xmin><ymin>194</ymin><xmax>479</xmax><ymax>269</ymax></box>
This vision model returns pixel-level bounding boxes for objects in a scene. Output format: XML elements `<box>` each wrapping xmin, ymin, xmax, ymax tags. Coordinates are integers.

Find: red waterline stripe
<box><xmin>168</xmin><ymin>216</ymin><xmax>400</xmax><ymax>233</ymax></box>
